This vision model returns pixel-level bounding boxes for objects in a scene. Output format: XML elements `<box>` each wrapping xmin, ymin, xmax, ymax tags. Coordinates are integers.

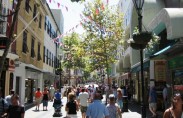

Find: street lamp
<box><xmin>132</xmin><ymin>0</ymin><xmax>146</xmax><ymax>118</ymax></box>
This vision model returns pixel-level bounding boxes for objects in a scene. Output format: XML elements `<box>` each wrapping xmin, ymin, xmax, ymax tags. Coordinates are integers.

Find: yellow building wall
<box><xmin>16</xmin><ymin>0</ymin><xmax>45</xmax><ymax>69</ymax></box>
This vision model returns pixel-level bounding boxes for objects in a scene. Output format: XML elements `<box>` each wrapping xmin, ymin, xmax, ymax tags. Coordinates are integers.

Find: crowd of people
<box><xmin>1</xmin><ymin>83</ymin><xmax>183</xmax><ymax>118</ymax></box>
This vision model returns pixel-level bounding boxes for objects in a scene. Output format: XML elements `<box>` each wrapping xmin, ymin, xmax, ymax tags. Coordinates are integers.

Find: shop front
<box><xmin>154</xmin><ymin>60</ymin><xmax>166</xmax><ymax>111</ymax></box>
<box><xmin>0</xmin><ymin>54</ymin><xmax>18</xmax><ymax>98</ymax></box>
<box><xmin>131</xmin><ymin>60</ymin><xmax>150</xmax><ymax>103</ymax></box>
<box><xmin>168</xmin><ymin>56</ymin><xmax>183</xmax><ymax>94</ymax></box>
<box><xmin>14</xmin><ymin>63</ymin><xmax>43</xmax><ymax>104</ymax></box>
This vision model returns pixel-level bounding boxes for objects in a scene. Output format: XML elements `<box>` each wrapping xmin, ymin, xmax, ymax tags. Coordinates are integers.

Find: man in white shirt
<box><xmin>78</xmin><ymin>88</ymin><xmax>89</xmax><ymax>118</ymax></box>
<box><xmin>5</xmin><ymin>90</ymin><xmax>14</xmax><ymax>106</ymax></box>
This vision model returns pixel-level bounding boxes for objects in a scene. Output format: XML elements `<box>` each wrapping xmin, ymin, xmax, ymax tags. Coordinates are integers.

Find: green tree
<box><xmin>81</xmin><ymin>0</ymin><xmax>125</xmax><ymax>73</ymax></box>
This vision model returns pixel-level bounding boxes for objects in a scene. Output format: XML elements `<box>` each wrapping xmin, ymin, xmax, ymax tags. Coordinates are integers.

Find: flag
<box><xmin>75</xmin><ymin>24</ymin><xmax>79</xmax><ymax>28</ymax></box>
<box><xmin>65</xmin><ymin>6</ymin><xmax>68</xmax><ymax>11</ymax></box>
<box><xmin>101</xmin><ymin>3</ymin><xmax>105</xmax><ymax>10</ymax></box>
<box><xmin>88</xmin><ymin>16</ymin><xmax>92</xmax><ymax>20</ymax></box>
<box><xmin>57</xmin><ymin>3</ymin><xmax>60</xmax><ymax>8</ymax></box>
<box><xmin>96</xmin><ymin>9</ymin><xmax>99</xmax><ymax>15</ymax></box>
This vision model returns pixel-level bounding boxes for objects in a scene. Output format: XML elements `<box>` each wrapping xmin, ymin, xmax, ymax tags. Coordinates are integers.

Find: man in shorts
<box><xmin>78</xmin><ymin>88</ymin><xmax>89</xmax><ymax>118</ymax></box>
<box><xmin>149</xmin><ymin>86</ymin><xmax>157</xmax><ymax>117</ymax></box>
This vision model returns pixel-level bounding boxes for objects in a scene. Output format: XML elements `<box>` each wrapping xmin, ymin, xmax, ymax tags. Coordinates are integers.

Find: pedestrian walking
<box><xmin>42</xmin><ymin>87</ymin><xmax>49</xmax><ymax>111</ymax></box>
<box><xmin>117</xmin><ymin>88</ymin><xmax>123</xmax><ymax>112</ymax></box>
<box><xmin>107</xmin><ymin>94</ymin><xmax>122</xmax><ymax>118</ymax></box>
<box><xmin>6</xmin><ymin>94</ymin><xmax>25</xmax><ymax>118</ymax></box>
<box><xmin>65</xmin><ymin>93</ymin><xmax>79</xmax><ymax>117</ymax></box>
<box><xmin>163</xmin><ymin>84</ymin><xmax>168</xmax><ymax>110</ymax></box>
<box><xmin>163</xmin><ymin>92</ymin><xmax>183</xmax><ymax>118</ymax></box>
<box><xmin>49</xmin><ymin>85</ymin><xmax>55</xmax><ymax>102</ymax></box>
<box><xmin>149</xmin><ymin>85</ymin><xmax>157</xmax><ymax>118</ymax></box>
<box><xmin>86</xmin><ymin>92</ymin><xmax>109</xmax><ymax>118</ymax></box>
<box><xmin>78</xmin><ymin>88</ymin><xmax>89</xmax><ymax>118</ymax></box>
<box><xmin>5</xmin><ymin>90</ymin><xmax>15</xmax><ymax>106</ymax></box>
<box><xmin>66</xmin><ymin>87</ymin><xmax>72</xmax><ymax>102</ymax></box>
<box><xmin>35</xmin><ymin>88</ymin><xmax>42</xmax><ymax>111</ymax></box>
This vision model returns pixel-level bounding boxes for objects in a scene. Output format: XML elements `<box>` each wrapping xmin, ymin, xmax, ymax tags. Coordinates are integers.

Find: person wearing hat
<box><xmin>107</xmin><ymin>94</ymin><xmax>122</xmax><ymax>118</ymax></box>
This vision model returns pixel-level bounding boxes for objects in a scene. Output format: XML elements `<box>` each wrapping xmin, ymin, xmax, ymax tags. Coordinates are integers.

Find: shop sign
<box><xmin>174</xmin><ymin>85</ymin><xmax>183</xmax><ymax>91</ymax></box>
<box><xmin>154</xmin><ymin>60</ymin><xmax>166</xmax><ymax>81</ymax></box>
<box><xmin>168</xmin><ymin>56</ymin><xmax>183</xmax><ymax>69</ymax></box>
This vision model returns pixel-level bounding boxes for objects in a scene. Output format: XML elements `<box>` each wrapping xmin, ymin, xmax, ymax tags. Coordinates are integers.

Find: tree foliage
<box><xmin>81</xmin><ymin>0</ymin><xmax>125</xmax><ymax>71</ymax></box>
<box><xmin>62</xmin><ymin>32</ymin><xmax>91</xmax><ymax>80</ymax></box>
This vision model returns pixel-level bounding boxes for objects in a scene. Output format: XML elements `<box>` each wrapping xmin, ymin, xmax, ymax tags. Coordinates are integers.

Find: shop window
<box><xmin>25</xmin><ymin>79</ymin><xmax>37</xmax><ymax>103</ymax></box>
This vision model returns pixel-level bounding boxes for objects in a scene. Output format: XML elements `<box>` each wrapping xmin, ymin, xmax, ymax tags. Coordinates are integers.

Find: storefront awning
<box><xmin>25</xmin><ymin>64</ymin><xmax>42</xmax><ymax>72</ymax></box>
<box><xmin>131</xmin><ymin>59</ymin><xmax>150</xmax><ymax>73</ymax></box>
<box><xmin>150</xmin><ymin>40</ymin><xmax>183</xmax><ymax>59</ymax></box>
<box><xmin>148</xmin><ymin>8</ymin><xmax>183</xmax><ymax>40</ymax></box>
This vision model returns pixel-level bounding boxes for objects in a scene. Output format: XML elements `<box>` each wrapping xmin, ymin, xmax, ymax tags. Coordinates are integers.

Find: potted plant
<box><xmin>145</xmin><ymin>33</ymin><xmax>160</xmax><ymax>54</ymax></box>
<box><xmin>130</xmin><ymin>43</ymin><xmax>146</xmax><ymax>50</ymax></box>
<box><xmin>132</xmin><ymin>27</ymin><xmax>152</xmax><ymax>45</ymax></box>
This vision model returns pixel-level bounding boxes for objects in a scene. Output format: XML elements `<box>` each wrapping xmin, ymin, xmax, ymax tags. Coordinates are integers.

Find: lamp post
<box><xmin>132</xmin><ymin>0</ymin><xmax>146</xmax><ymax>117</ymax></box>
<box><xmin>59</xmin><ymin>55</ymin><xmax>62</xmax><ymax>88</ymax></box>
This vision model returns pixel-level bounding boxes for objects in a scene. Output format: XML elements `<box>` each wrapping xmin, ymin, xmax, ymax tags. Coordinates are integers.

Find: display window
<box><xmin>173</xmin><ymin>70</ymin><xmax>183</xmax><ymax>93</ymax></box>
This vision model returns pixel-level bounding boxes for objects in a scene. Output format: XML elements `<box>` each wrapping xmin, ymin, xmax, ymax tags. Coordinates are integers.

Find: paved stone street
<box><xmin>25</xmin><ymin>96</ymin><xmax>162</xmax><ymax>118</ymax></box>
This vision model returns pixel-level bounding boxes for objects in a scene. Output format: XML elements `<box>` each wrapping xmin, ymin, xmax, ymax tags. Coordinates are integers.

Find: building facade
<box><xmin>118</xmin><ymin>0</ymin><xmax>183</xmax><ymax>110</ymax></box>
<box><xmin>0</xmin><ymin>0</ymin><xmax>19</xmax><ymax>98</ymax></box>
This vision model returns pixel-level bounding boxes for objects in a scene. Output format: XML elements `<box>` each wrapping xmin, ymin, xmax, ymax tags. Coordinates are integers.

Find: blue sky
<box><xmin>47</xmin><ymin>0</ymin><xmax>119</xmax><ymax>34</ymax></box>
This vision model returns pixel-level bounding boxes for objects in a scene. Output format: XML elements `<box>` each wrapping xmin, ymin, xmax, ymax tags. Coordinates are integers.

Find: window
<box><xmin>49</xmin><ymin>24</ymin><xmax>52</xmax><ymax>37</ymax></box>
<box><xmin>47</xmin><ymin>22</ymin><xmax>50</xmax><ymax>35</ymax></box>
<box><xmin>39</xmin><ymin>15</ymin><xmax>42</xmax><ymax>28</ymax></box>
<box><xmin>25</xmin><ymin>0</ymin><xmax>30</xmax><ymax>13</ymax></box>
<box><xmin>33</xmin><ymin>4</ymin><xmax>37</xmax><ymax>21</ymax></box>
<box><xmin>54</xmin><ymin>56</ymin><xmax>56</xmax><ymax>68</ymax></box>
<box><xmin>49</xmin><ymin>52</ymin><xmax>51</xmax><ymax>66</ymax></box>
<box><xmin>52</xmin><ymin>54</ymin><xmax>54</xmax><ymax>67</ymax></box>
<box><xmin>46</xmin><ymin>49</ymin><xmax>49</xmax><ymax>64</ymax></box>
<box><xmin>43</xmin><ymin>46</ymin><xmax>45</xmax><ymax>62</ymax></box>
<box><xmin>31</xmin><ymin>37</ymin><xmax>35</xmax><ymax>58</ymax></box>
<box><xmin>22</xmin><ymin>31</ymin><xmax>29</xmax><ymax>53</ymax></box>
<box><xmin>37</xmin><ymin>43</ymin><xmax>42</xmax><ymax>61</ymax></box>
<box><xmin>44</xmin><ymin>16</ymin><xmax>47</xmax><ymax>30</ymax></box>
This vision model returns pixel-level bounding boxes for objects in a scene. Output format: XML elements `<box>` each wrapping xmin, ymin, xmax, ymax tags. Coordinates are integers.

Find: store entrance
<box><xmin>25</xmin><ymin>79</ymin><xmax>34</xmax><ymax>103</ymax></box>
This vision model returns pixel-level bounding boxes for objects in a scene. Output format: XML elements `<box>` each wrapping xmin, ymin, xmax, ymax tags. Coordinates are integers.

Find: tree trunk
<box><xmin>0</xmin><ymin>0</ymin><xmax>22</xmax><ymax>80</ymax></box>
